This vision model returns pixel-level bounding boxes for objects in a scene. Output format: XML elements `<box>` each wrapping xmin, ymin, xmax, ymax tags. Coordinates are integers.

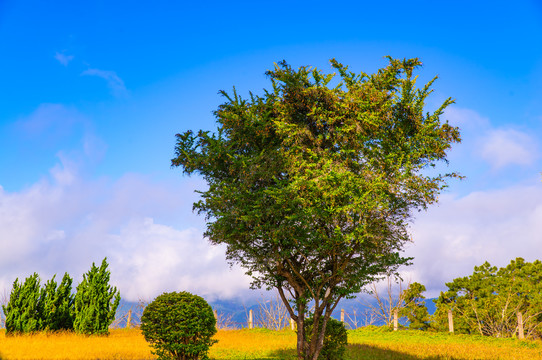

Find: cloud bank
<box><xmin>397</xmin><ymin>106</ymin><xmax>542</xmax><ymax>297</ymax></box>
<box><xmin>0</xmin><ymin>154</ymin><xmax>251</xmax><ymax>302</ymax></box>
<box><xmin>2</xmin><ymin>104</ymin><xmax>541</xmax><ymax>306</ymax></box>
<box><xmin>480</xmin><ymin>129</ymin><xmax>538</xmax><ymax>169</ymax></box>
<box><xmin>445</xmin><ymin>106</ymin><xmax>538</xmax><ymax>172</ymax></box>
<box><xmin>404</xmin><ymin>182</ymin><xmax>542</xmax><ymax>298</ymax></box>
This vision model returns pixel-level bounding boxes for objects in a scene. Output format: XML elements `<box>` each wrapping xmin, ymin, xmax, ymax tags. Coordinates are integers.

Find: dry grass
<box><xmin>0</xmin><ymin>329</ymin><xmax>154</xmax><ymax>360</ymax></box>
<box><xmin>0</xmin><ymin>328</ymin><xmax>296</xmax><ymax>360</ymax></box>
<box><xmin>1</xmin><ymin>327</ymin><xmax>542</xmax><ymax>359</ymax></box>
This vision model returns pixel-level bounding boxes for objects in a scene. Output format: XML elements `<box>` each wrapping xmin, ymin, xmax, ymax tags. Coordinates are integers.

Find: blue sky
<box><xmin>1</xmin><ymin>0</ymin><xmax>541</xmax><ymax>301</ymax></box>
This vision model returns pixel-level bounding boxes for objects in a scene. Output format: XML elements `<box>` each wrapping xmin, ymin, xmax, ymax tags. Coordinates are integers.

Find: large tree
<box><xmin>172</xmin><ymin>57</ymin><xmax>460</xmax><ymax>359</ymax></box>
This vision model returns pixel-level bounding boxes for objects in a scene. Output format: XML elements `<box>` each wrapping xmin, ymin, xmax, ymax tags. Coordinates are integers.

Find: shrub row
<box><xmin>2</xmin><ymin>258</ymin><xmax>120</xmax><ymax>335</ymax></box>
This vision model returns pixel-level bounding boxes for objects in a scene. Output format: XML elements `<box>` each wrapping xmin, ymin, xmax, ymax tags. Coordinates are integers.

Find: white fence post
<box><xmin>126</xmin><ymin>309</ymin><xmax>132</xmax><ymax>329</ymax></box>
<box><xmin>448</xmin><ymin>309</ymin><xmax>454</xmax><ymax>334</ymax></box>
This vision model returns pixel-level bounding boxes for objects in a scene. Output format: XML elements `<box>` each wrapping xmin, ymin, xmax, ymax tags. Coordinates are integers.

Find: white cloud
<box><xmin>443</xmin><ymin>106</ymin><xmax>540</xmax><ymax>173</ymax></box>
<box><xmin>107</xmin><ymin>218</ymin><xmax>251</xmax><ymax>302</ymax></box>
<box><xmin>404</xmin><ymin>181</ymin><xmax>542</xmax><ymax>298</ymax></box>
<box><xmin>0</xmin><ymin>156</ymin><xmax>251</xmax><ymax>302</ymax></box>
<box><xmin>480</xmin><ymin>129</ymin><xmax>537</xmax><ymax>169</ymax></box>
<box><xmin>81</xmin><ymin>68</ymin><xmax>127</xmax><ymax>97</ymax></box>
<box><xmin>54</xmin><ymin>52</ymin><xmax>74</xmax><ymax>66</ymax></box>
<box><xmin>444</xmin><ymin>106</ymin><xmax>490</xmax><ymax>130</ymax></box>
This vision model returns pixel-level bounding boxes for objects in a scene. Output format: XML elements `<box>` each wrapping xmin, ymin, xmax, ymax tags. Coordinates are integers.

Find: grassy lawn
<box><xmin>0</xmin><ymin>327</ymin><xmax>541</xmax><ymax>359</ymax></box>
<box><xmin>345</xmin><ymin>327</ymin><xmax>542</xmax><ymax>360</ymax></box>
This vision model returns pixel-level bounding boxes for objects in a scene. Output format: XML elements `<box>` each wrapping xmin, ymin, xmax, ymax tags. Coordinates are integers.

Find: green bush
<box><xmin>304</xmin><ymin>316</ymin><xmax>348</xmax><ymax>360</ymax></box>
<box><xmin>141</xmin><ymin>291</ymin><xmax>218</xmax><ymax>360</ymax></box>
<box><xmin>73</xmin><ymin>258</ymin><xmax>120</xmax><ymax>335</ymax></box>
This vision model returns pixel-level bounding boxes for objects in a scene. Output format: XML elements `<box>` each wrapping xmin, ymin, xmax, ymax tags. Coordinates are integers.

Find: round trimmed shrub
<box><xmin>304</xmin><ymin>316</ymin><xmax>347</xmax><ymax>360</ymax></box>
<box><xmin>140</xmin><ymin>291</ymin><xmax>217</xmax><ymax>360</ymax></box>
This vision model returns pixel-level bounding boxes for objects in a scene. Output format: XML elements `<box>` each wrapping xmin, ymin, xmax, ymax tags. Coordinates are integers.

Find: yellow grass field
<box><xmin>1</xmin><ymin>327</ymin><xmax>541</xmax><ymax>360</ymax></box>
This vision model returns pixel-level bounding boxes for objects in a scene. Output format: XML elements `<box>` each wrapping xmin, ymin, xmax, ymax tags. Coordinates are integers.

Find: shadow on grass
<box><xmin>346</xmin><ymin>343</ymin><xmax>468</xmax><ymax>360</ymax></box>
<box><xmin>228</xmin><ymin>344</ymin><xmax>471</xmax><ymax>360</ymax></box>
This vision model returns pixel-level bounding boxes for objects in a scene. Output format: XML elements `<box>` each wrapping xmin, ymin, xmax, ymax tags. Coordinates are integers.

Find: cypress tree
<box><xmin>2</xmin><ymin>278</ymin><xmax>22</xmax><ymax>334</ymax></box>
<box><xmin>40</xmin><ymin>273</ymin><xmax>74</xmax><ymax>331</ymax></box>
<box><xmin>73</xmin><ymin>258</ymin><xmax>120</xmax><ymax>335</ymax></box>
<box><xmin>3</xmin><ymin>273</ymin><xmax>42</xmax><ymax>334</ymax></box>
<box><xmin>40</xmin><ymin>275</ymin><xmax>58</xmax><ymax>330</ymax></box>
<box><xmin>55</xmin><ymin>273</ymin><xmax>75</xmax><ymax>330</ymax></box>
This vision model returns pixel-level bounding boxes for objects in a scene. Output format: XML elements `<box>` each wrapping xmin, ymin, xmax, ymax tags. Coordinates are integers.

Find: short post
<box><xmin>290</xmin><ymin>318</ymin><xmax>295</xmax><ymax>330</ymax></box>
<box><xmin>341</xmin><ymin>309</ymin><xmax>345</xmax><ymax>324</ymax></box>
<box><xmin>517</xmin><ymin>312</ymin><xmax>524</xmax><ymax>339</ymax></box>
<box><xmin>249</xmin><ymin>309</ymin><xmax>253</xmax><ymax>329</ymax></box>
<box><xmin>448</xmin><ymin>309</ymin><xmax>454</xmax><ymax>334</ymax></box>
<box><xmin>126</xmin><ymin>309</ymin><xmax>132</xmax><ymax>329</ymax></box>
<box><xmin>393</xmin><ymin>309</ymin><xmax>398</xmax><ymax>331</ymax></box>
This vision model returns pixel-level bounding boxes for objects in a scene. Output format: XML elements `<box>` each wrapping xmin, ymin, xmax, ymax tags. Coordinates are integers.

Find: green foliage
<box><xmin>304</xmin><ymin>317</ymin><xmax>347</xmax><ymax>360</ymax></box>
<box><xmin>400</xmin><ymin>282</ymin><xmax>430</xmax><ymax>330</ymax></box>
<box><xmin>172</xmin><ymin>57</ymin><xmax>460</xmax><ymax>359</ymax></box>
<box><xmin>433</xmin><ymin>258</ymin><xmax>542</xmax><ymax>338</ymax></box>
<box><xmin>3</xmin><ymin>273</ymin><xmax>74</xmax><ymax>334</ymax></box>
<box><xmin>2</xmin><ymin>273</ymin><xmax>42</xmax><ymax>334</ymax></box>
<box><xmin>73</xmin><ymin>258</ymin><xmax>120</xmax><ymax>335</ymax></box>
<box><xmin>40</xmin><ymin>273</ymin><xmax>75</xmax><ymax>331</ymax></box>
<box><xmin>140</xmin><ymin>291</ymin><xmax>218</xmax><ymax>360</ymax></box>
<box><xmin>3</xmin><ymin>260</ymin><xmax>119</xmax><ymax>336</ymax></box>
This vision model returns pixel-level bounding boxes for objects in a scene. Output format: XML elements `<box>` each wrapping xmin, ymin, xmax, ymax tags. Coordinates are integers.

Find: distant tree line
<box><xmin>2</xmin><ymin>258</ymin><xmax>120</xmax><ymax>335</ymax></box>
<box><xmin>185</xmin><ymin>257</ymin><xmax>542</xmax><ymax>340</ymax></box>
<box><xmin>432</xmin><ymin>257</ymin><xmax>542</xmax><ymax>338</ymax></box>
<box><xmin>373</xmin><ymin>257</ymin><xmax>542</xmax><ymax>339</ymax></box>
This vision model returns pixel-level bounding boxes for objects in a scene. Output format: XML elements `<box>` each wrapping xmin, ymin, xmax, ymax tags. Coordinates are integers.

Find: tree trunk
<box><xmin>275</xmin><ymin>283</ymin><xmax>336</xmax><ymax>360</ymax></box>
<box><xmin>295</xmin><ymin>303</ymin><xmax>306</xmax><ymax>360</ymax></box>
<box><xmin>309</xmin><ymin>311</ymin><xmax>330</xmax><ymax>360</ymax></box>
<box><xmin>294</xmin><ymin>304</ymin><xmax>326</xmax><ymax>360</ymax></box>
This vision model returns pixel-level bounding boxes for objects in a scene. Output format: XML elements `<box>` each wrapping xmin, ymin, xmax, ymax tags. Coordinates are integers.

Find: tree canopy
<box><xmin>434</xmin><ymin>258</ymin><xmax>542</xmax><ymax>337</ymax></box>
<box><xmin>401</xmin><ymin>282</ymin><xmax>430</xmax><ymax>330</ymax></box>
<box><xmin>172</xmin><ymin>57</ymin><xmax>460</xmax><ymax>359</ymax></box>
<box><xmin>73</xmin><ymin>258</ymin><xmax>120</xmax><ymax>335</ymax></box>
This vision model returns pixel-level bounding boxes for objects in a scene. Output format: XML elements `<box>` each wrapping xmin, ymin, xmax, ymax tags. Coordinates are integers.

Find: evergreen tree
<box><xmin>400</xmin><ymin>282</ymin><xmax>430</xmax><ymax>330</ymax></box>
<box><xmin>40</xmin><ymin>275</ymin><xmax>57</xmax><ymax>330</ymax></box>
<box><xmin>40</xmin><ymin>273</ymin><xmax>74</xmax><ymax>331</ymax></box>
<box><xmin>55</xmin><ymin>273</ymin><xmax>75</xmax><ymax>330</ymax></box>
<box><xmin>73</xmin><ymin>258</ymin><xmax>120</xmax><ymax>335</ymax></box>
<box><xmin>3</xmin><ymin>273</ymin><xmax>42</xmax><ymax>334</ymax></box>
